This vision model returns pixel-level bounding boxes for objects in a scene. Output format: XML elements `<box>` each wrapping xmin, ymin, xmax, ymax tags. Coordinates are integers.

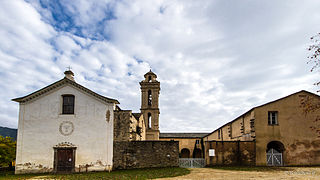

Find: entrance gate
<box><xmin>179</xmin><ymin>158</ymin><xmax>205</xmax><ymax>168</ymax></box>
<box><xmin>267</xmin><ymin>148</ymin><xmax>283</xmax><ymax>166</ymax></box>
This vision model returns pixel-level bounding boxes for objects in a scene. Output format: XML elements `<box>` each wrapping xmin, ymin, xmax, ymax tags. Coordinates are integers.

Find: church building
<box><xmin>12</xmin><ymin>69</ymin><xmax>163</xmax><ymax>174</ymax></box>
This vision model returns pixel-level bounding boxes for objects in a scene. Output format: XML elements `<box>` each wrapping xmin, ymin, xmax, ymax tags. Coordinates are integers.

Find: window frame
<box><xmin>268</xmin><ymin>111</ymin><xmax>278</xmax><ymax>125</ymax></box>
<box><xmin>62</xmin><ymin>94</ymin><xmax>75</xmax><ymax>115</ymax></box>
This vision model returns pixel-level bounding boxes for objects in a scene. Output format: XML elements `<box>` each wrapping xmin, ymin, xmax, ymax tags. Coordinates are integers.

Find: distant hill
<box><xmin>0</xmin><ymin>126</ymin><xmax>17</xmax><ymax>140</ymax></box>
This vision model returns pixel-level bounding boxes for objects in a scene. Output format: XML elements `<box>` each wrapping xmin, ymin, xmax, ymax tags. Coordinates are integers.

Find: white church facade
<box><xmin>12</xmin><ymin>70</ymin><xmax>119</xmax><ymax>174</ymax></box>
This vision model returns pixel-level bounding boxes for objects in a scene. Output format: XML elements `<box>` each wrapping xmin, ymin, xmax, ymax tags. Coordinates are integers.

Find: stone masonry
<box><xmin>205</xmin><ymin>141</ymin><xmax>256</xmax><ymax>166</ymax></box>
<box><xmin>113</xmin><ymin>141</ymin><xmax>179</xmax><ymax>169</ymax></box>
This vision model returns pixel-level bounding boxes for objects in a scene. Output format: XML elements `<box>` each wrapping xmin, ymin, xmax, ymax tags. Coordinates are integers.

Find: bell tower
<box><xmin>140</xmin><ymin>70</ymin><xmax>160</xmax><ymax>140</ymax></box>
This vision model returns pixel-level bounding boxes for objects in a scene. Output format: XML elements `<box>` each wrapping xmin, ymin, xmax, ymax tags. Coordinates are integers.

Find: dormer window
<box><xmin>62</xmin><ymin>95</ymin><xmax>75</xmax><ymax>114</ymax></box>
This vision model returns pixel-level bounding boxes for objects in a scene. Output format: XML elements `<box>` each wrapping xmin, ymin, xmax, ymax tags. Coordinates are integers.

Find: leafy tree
<box><xmin>0</xmin><ymin>136</ymin><xmax>16</xmax><ymax>168</ymax></box>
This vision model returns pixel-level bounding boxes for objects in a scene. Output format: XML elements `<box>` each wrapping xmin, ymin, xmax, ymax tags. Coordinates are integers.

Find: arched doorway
<box><xmin>193</xmin><ymin>148</ymin><xmax>202</xmax><ymax>158</ymax></box>
<box><xmin>266</xmin><ymin>141</ymin><xmax>284</xmax><ymax>166</ymax></box>
<box><xmin>180</xmin><ymin>148</ymin><xmax>190</xmax><ymax>158</ymax></box>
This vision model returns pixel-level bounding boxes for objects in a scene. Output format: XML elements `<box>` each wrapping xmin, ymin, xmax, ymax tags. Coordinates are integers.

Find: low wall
<box><xmin>113</xmin><ymin>141</ymin><xmax>179</xmax><ymax>169</ymax></box>
<box><xmin>205</xmin><ymin>141</ymin><xmax>255</xmax><ymax>166</ymax></box>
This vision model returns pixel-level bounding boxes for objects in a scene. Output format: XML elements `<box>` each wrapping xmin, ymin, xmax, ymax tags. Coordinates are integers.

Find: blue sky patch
<box><xmin>38</xmin><ymin>0</ymin><xmax>116</xmax><ymax>41</ymax></box>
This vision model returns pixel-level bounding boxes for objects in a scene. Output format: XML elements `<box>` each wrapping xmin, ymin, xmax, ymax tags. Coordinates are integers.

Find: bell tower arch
<box><xmin>140</xmin><ymin>70</ymin><xmax>160</xmax><ymax>140</ymax></box>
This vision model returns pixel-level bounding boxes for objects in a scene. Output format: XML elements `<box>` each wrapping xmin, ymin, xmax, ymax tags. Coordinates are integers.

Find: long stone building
<box><xmin>203</xmin><ymin>90</ymin><xmax>320</xmax><ymax>166</ymax></box>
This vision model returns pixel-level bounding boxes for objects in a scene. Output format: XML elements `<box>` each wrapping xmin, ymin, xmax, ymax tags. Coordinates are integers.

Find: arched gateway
<box><xmin>180</xmin><ymin>148</ymin><xmax>190</xmax><ymax>158</ymax></box>
<box><xmin>266</xmin><ymin>141</ymin><xmax>285</xmax><ymax>166</ymax></box>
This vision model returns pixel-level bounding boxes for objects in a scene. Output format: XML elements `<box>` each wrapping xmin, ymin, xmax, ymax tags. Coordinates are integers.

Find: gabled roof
<box><xmin>203</xmin><ymin>90</ymin><xmax>320</xmax><ymax>138</ymax></box>
<box><xmin>160</xmin><ymin>133</ymin><xmax>209</xmax><ymax>138</ymax></box>
<box><xmin>12</xmin><ymin>77</ymin><xmax>119</xmax><ymax>104</ymax></box>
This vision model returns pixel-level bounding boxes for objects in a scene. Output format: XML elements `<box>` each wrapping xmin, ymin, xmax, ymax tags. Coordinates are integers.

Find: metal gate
<box><xmin>179</xmin><ymin>158</ymin><xmax>205</xmax><ymax>168</ymax></box>
<box><xmin>267</xmin><ymin>148</ymin><xmax>283</xmax><ymax>166</ymax></box>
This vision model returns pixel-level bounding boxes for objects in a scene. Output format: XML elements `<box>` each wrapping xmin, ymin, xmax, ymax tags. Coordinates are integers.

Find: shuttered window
<box><xmin>62</xmin><ymin>95</ymin><xmax>74</xmax><ymax>114</ymax></box>
<box><xmin>268</xmin><ymin>111</ymin><xmax>278</xmax><ymax>125</ymax></box>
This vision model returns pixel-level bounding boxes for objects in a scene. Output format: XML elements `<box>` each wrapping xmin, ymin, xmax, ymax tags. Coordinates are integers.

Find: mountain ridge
<box><xmin>0</xmin><ymin>126</ymin><xmax>17</xmax><ymax>140</ymax></box>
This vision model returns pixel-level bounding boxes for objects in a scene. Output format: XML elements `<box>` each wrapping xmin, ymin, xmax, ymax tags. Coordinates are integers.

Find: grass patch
<box><xmin>210</xmin><ymin>166</ymin><xmax>294</xmax><ymax>172</ymax></box>
<box><xmin>0</xmin><ymin>167</ymin><xmax>190</xmax><ymax>180</ymax></box>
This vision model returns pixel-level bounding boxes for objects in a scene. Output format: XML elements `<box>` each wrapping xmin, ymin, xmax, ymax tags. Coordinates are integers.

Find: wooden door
<box><xmin>57</xmin><ymin>149</ymin><xmax>74</xmax><ymax>172</ymax></box>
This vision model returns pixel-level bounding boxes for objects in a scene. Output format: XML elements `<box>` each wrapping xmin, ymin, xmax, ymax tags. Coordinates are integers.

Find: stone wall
<box><xmin>205</xmin><ymin>141</ymin><xmax>255</xmax><ymax>166</ymax></box>
<box><xmin>160</xmin><ymin>137</ymin><xmax>204</xmax><ymax>158</ymax></box>
<box><xmin>114</xmin><ymin>110</ymin><xmax>131</xmax><ymax>141</ymax></box>
<box><xmin>113</xmin><ymin>141</ymin><xmax>179</xmax><ymax>169</ymax></box>
<box><xmin>114</xmin><ymin>110</ymin><xmax>145</xmax><ymax>141</ymax></box>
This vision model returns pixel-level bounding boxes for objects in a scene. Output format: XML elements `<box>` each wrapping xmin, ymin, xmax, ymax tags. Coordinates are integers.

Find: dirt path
<box><xmin>157</xmin><ymin>167</ymin><xmax>320</xmax><ymax>180</ymax></box>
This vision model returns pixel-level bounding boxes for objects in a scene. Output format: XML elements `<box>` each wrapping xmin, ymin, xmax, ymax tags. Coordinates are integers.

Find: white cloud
<box><xmin>0</xmin><ymin>0</ymin><xmax>319</xmax><ymax>133</ymax></box>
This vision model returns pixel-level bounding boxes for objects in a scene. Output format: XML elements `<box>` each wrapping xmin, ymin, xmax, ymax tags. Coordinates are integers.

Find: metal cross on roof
<box><xmin>66</xmin><ymin>66</ymin><xmax>72</xmax><ymax>71</ymax></box>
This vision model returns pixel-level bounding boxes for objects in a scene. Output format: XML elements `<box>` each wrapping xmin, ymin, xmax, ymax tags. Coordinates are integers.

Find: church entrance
<box><xmin>54</xmin><ymin>147</ymin><xmax>76</xmax><ymax>172</ymax></box>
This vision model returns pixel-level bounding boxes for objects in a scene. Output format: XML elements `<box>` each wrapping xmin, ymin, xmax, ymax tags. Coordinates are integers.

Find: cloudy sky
<box><xmin>1</xmin><ymin>0</ymin><xmax>320</xmax><ymax>132</ymax></box>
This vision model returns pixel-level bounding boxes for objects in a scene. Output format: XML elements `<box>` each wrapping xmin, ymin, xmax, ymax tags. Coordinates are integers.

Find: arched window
<box><xmin>148</xmin><ymin>76</ymin><xmax>152</xmax><ymax>82</ymax></box>
<box><xmin>148</xmin><ymin>113</ymin><xmax>152</xmax><ymax>129</ymax></box>
<box><xmin>148</xmin><ymin>90</ymin><xmax>152</xmax><ymax>106</ymax></box>
<box><xmin>62</xmin><ymin>95</ymin><xmax>75</xmax><ymax>114</ymax></box>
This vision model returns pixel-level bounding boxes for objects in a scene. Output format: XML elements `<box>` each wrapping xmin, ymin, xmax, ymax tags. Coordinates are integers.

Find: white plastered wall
<box><xmin>15</xmin><ymin>84</ymin><xmax>114</xmax><ymax>174</ymax></box>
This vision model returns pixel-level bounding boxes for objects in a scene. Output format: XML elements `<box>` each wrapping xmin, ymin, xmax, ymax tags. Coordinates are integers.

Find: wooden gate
<box><xmin>54</xmin><ymin>148</ymin><xmax>76</xmax><ymax>172</ymax></box>
<box><xmin>267</xmin><ymin>148</ymin><xmax>283</xmax><ymax>166</ymax></box>
<box><xmin>179</xmin><ymin>158</ymin><xmax>205</xmax><ymax>168</ymax></box>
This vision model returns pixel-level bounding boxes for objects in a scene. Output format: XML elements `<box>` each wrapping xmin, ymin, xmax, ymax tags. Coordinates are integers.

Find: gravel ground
<box><xmin>157</xmin><ymin>167</ymin><xmax>320</xmax><ymax>180</ymax></box>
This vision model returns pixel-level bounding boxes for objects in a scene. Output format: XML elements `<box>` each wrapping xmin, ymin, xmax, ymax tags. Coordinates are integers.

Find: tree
<box><xmin>0</xmin><ymin>136</ymin><xmax>16</xmax><ymax>168</ymax></box>
<box><xmin>301</xmin><ymin>33</ymin><xmax>320</xmax><ymax>137</ymax></box>
<box><xmin>307</xmin><ymin>33</ymin><xmax>320</xmax><ymax>92</ymax></box>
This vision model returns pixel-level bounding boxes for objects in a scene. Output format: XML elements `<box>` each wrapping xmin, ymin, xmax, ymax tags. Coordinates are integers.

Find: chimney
<box><xmin>64</xmin><ymin>70</ymin><xmax>75</xmax><ymax>81</ymax></box>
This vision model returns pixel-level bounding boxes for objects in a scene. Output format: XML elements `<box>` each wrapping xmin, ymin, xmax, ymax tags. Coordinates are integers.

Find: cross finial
<box><xmin>66</xmin><ymin>66</ymin><xmax>72</xmax><ymax>71</ymax></box>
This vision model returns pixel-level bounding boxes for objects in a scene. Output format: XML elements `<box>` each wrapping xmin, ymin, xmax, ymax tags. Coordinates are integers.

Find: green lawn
<box><xmin>0</xmin><ymin>167</ymin><xmax>190</xmax><ymax>180</ymax></box>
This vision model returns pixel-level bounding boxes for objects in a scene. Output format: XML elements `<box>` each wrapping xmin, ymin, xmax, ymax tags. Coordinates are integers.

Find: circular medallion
<box><xmin>59</xmin><ymin>121</ymin><xmax>74</xmax><ymax>136</ymax></box>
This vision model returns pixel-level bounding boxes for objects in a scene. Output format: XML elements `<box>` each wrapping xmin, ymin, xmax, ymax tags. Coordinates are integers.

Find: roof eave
<box><xmin>11</xmin><ymin>77</ymin><xmax>120</xmax><ymax>105</ymax></box>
